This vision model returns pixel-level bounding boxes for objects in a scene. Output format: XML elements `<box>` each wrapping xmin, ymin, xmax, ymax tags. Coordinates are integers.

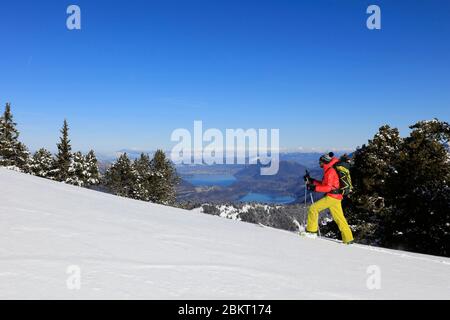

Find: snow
<box><xmin>1</xmin><ymin>168</ymin><xmax>450</xmax><ymax>299</ymax></box>
<box><xmin>212</xmin><ymin>204</ymin><xmax>278</xmax><ymax>221</ymax></box>
<box><xmin>217</xmin><ymin>204</ymin><xmax>241</xmax><ymax>220</ymax></box>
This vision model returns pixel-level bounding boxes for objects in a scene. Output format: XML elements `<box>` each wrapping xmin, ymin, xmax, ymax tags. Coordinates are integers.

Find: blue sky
<box><xmin>1</xmin><ymin>0</ymin><xmax>449</xmax><ymax>153</ymax></box>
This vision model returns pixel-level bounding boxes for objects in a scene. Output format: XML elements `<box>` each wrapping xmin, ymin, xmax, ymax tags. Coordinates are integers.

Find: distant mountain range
<box><xmin>97</xmin><ymin>150</ymin><xmax>353</xmax><ymax>166</ymax></box>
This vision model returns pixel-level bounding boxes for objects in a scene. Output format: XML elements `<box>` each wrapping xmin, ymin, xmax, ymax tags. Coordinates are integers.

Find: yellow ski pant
<box><xmin>306</xmin><ymin>195</ymin><xmax>354</xmax><ymax>243</ymax></box>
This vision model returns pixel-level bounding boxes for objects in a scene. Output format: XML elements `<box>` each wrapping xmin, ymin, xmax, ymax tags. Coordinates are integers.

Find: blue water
<box><xmin>239</xmin><ymin>192</ymin><xmax>296</xmax><ymax>204</ymax></box>
<box><xmin>184</xmin><ymin>174</ymin><xmax>237</xmax><ymax>187</ymax></box>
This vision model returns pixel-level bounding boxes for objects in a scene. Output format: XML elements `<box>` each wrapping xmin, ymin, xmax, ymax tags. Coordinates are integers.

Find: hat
<box><xmin>319</xmin><ymin>152</ymin><xmax>334</xmax><ymax>164</ymax></box>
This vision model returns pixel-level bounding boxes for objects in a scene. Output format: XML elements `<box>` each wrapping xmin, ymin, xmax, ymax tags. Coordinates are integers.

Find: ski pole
<box><xmin>303</xmin><ymin>170</ymin><xmax>309</xmax><ymax>229</ymax></box>
<box><xmin>303</xmin><ymin>182</ymin><xmax>308</xmax><ymax>228</ymax></box>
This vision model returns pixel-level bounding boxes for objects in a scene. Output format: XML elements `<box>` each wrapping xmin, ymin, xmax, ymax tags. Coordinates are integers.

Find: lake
<box><xmin>183</xmin><ymin>174</ymin><xmax>237</xmax><ymax>187</ymax></box>
<box><xmin>239</xmin><ymin>192</ymin><xmax>296</xmax><ymax>204</ymax></box>
<box><xmin>182</xmin><ymin>174</ymin><xmax>296</xmax><ymax>204</ymax></box>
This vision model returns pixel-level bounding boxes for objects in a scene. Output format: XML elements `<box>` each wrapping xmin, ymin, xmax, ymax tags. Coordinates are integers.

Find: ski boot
<box><xmin>299</xmin><ymin>231</ymin><xmax>318</xmax><ymax>239</ymax></box>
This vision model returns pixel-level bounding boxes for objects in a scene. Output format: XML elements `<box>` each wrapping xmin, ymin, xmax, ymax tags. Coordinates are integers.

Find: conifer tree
<box><xmin>132</xmin><ymin>153</ymin><xmax>153</xmax><ymax>201</ymax></box>
<box><xmin>67</xmin><ymin>151</ymin><xmax>88</xmax><ymax>186</ymax></box>
<box><xmin>346</xmin><ymin>125</ymin><xmax>403</xmax><ymax>244</ymax></box>
<box><xmin>347</xmin><ymin>120</ymin><xmax>450</xmax><ymax>256</ymax></box>
<box><xmin>85</xmin><ymin>150</ymin><xmax>100</xmax><ymax>186</ymax></box>
<box><xmin>15</xmin><ymin>142</ymin><xmax>32</xmax><ymax>173</ymax></box>
<box><xmin>55</xmin><ymin>120</ymin><xmax>72</xmax><ymax>181</ymax></box>
<box><xmin>31</xmin><ymin>148</ymin><xmax>55</xmax><ymax>179</ymax></box>
<box><xmin>104</xmin><ymin>153</ymin><xmax>136</xmax><ymax>198</ymax></box>
<box><xmin>148</xmin><ymin>149</ymin><xmax>180</xmax><ymax>205</ymax></box>
<box><xmin>386</xmin><ymin>119</ymin><xmax>450</xmax><ymax>255</ymax></box>
<box><xmin>0</xmin><ymin>103</ymin><xmax>31</xmax><ymax>171</ymax></box>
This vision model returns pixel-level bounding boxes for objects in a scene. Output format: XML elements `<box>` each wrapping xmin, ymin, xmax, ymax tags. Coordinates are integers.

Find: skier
<box><xmin>302</xmin><ymin>153</ymin><xmax>354</xmax><ymax>244</ymax></box>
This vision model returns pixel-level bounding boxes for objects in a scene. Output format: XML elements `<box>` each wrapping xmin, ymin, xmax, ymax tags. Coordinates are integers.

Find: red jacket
<box><xmin>313</xmin><ymin>157</ymin><xmax>342</xmax><ymax>200</ymax></box>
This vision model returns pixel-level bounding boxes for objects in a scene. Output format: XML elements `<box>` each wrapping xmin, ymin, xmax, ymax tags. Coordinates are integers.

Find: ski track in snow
<box><xmin>0</xmin><ymin>168</ymin><xmax>450</xmax><ymax>299</ymax></box>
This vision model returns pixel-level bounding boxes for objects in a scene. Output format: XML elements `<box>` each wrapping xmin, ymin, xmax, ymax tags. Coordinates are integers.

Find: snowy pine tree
<box><xmin>132</xmin><ymin>153</ymin><xmax>153</xmax><ymax>201</ymax></box>
<box><xmin>55</xmin><ymin>120</ymin><xmax>72</xmax><ymax>181</ymax></box>
<box><xmin>148</xmin><ymin>149</ymin><xmax>179</xmax><ymax>205</ymax></box>
<box><xmin>0</xmin><ymin>103</ymin><xmax>31</xmax><ymax>171</ymax></box>
<box><xmin>0</xmin><ymin>103</ymin><xmax>19</xmax><ymax>167</ymax></box>
<box><xmin>66</xmin><ymin>151</ymin><xmax>100</xmax><ymax>187</ymax></box>
<box><xmin>15</xmin><ymin>142</ymin><xmax>32</xmax><ymax>173</ymax></box>
<box><xmin>104</xmin><ymin>153</ymin><xmax>136</xmax><ymax>198</ymax></box>
<box><xmin>31</xmin><ymin>148</ymin><xmax>55</xmax><ymax>179</ymax></box>
<box><xmin>66</xmin><ymin>151</ymin><xmax>88</xmax><ymax>187</ymax></box>
<box><xmin>347</xmin><ymin>120</ymin><xmax>450</xmax><ymax>256</ymax></box>
<box><xmin>354</xmin><ymin>125</ymin><xmax>402</xmax><ymax>197</ymax></box>
<box><xmin>386</xmin><ymin>119</ymin><xmax>450</xmax><ymax>256</ymax></box>
<box><xmin>85</xmin><ymin>150</ymin><xmax>100</xmax><ymax>186</ymax></box>
<box><xmin>346</xmin><ymin>125</ymin><xmax>403</xmax><ymax>244</ymax></box>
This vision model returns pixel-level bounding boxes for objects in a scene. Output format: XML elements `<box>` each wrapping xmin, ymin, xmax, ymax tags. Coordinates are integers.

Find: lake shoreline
<box><xmin>181</xmin><ymin>173</ymin><xmax>297</xmax><ymax>205</ymax></box>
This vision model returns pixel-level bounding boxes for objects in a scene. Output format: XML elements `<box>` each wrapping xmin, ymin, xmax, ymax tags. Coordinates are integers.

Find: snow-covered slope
<box><xmin>0</xmin><ymin>168</ymin><xmax>449</xmax><ymax>299</ymax></box>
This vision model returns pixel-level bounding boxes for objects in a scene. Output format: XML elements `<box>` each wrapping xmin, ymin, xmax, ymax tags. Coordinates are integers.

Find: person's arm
<box><xmin>314</xmin><ymin>170</ymin><xmax>338</xmax><ymax>193</ymax></box>
<box><xmin>314</xmin><ymin>182</ymin><xmax>333</xmax><ymax>193</ymax></box>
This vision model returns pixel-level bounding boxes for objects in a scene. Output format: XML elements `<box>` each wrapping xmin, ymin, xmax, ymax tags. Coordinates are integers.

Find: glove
<box><xmin>303</xmin><ymin>173</ymin><xmax>310</xmax><ymax>182</ymax></box>
<box><xmin>307</xmin><ymin>183</ymin><xmax>316</xmax><ymax>191</ymax></box>
<box><xmin>304</xmin><ymin>177</ymin><xmax>316</xmax><ymax>184</ymax></box>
